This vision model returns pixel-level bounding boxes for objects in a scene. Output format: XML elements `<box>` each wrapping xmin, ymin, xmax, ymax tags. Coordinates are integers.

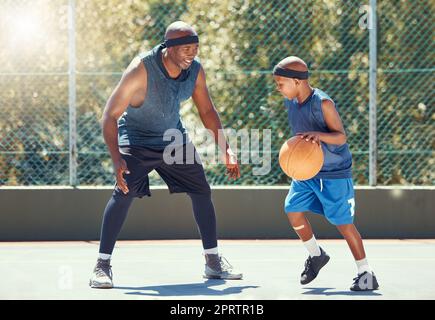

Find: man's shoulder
<box><xmin>138</xmin><ymin>44</ymin><xmax>162</xmax><ymax>64</ymax></box>
<box><xmin>191</xmin><ymin>57</ymin><xmax>202</xmax><ymax>72</ymax></box>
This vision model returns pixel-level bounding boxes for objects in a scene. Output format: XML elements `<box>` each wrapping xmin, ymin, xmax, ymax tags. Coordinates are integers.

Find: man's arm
<box><xmin>101</xmin><ymin>56</ymin><xmax>146</xmax><ymax>160</ymax></box>
<box><xmin>101</xmin><ymin>56</ymin><xmax>147</xmax><ymax>193</ymax></box>
<box><xmin>298</xmin><ymin>99</ymin><xmax>347</xmax><ymax>145</ymax></box>
<box><xmin>191</xmin><ymin>66</ymin><xmax>240</xmax><ymax>180</ymax></box>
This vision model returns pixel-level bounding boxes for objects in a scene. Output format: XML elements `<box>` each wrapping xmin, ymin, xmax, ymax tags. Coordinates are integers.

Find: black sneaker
<box><xmin>350</xmin><ymin>271</ymin><xmax>379</xmax><ymax>291</ymax></box>
<box><xmin>300</xmin><ymin>247</ymin><xmax>330</xmax><ymax>285</ymax></box>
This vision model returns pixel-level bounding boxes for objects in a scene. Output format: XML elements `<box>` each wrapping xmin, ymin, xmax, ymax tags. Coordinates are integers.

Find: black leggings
<box><xmin>98</xmin><ymin>191</ymin><xmax>218</xmax><ymax>254</ymax></box>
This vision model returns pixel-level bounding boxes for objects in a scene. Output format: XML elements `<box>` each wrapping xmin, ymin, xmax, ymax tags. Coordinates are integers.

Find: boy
<box><xmin>273</xmin><ymin>56</ymin><xmax>379</xmax><ymax>291</ymax></box>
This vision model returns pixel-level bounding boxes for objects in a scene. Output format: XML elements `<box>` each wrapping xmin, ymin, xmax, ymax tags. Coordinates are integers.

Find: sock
<box><xmin>303</xmin><ymin>236</ymin><xmax>321</xmax><ymax>257</ymax></box>
<box><xmin>204</xmin><ymin>247</ymin><xmax>219</xmax><ymax>255</ymax></box>
<box><xmin>356</xmin><ymin>258</ymin><xmax>372</xmax><ymax>275</ymax></box>
<box><xmin>99</xmin><ymin>253</ymin><xmax>111</xmax><ymax>260</ymax></box>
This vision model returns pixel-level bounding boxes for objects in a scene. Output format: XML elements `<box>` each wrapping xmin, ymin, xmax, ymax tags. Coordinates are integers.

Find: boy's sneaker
<box><xmin>300</xmin><ymin>247</ymin><xmax>330</xmax><ymax>285</ymax></box>
<box><xmin>89</xmin><ymin>258</ymin><xmax>113</xmax><ymax>289</ymax></box>
<box><xmin>350</xmin><ymin>271</ymin><xmax>379</xmax><ymax>291</ymax></box>
<box><xmin>204</xmin><ymin>254</ymin><xmax>243</xmax><ymax>280</ymax></box>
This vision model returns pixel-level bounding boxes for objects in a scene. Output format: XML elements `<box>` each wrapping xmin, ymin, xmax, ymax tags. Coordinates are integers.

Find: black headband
<box><xmin>273</xmin><ymin>66</ymin><xmax>309</xmax><ymax>79</ymax></box>
<box><xmin>164</xmin><ymin>35</ymin><xmax>199</xmax><ymax>48</ymax></box>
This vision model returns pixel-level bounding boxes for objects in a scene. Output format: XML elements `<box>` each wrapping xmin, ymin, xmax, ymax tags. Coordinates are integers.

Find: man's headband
<box><xmin>164</xmin><ymin>35</ymin><xmax>199</xmax><ymax>48</ymax></box>
<box><xmin>273</xmin><ymin>66</ymin><xmax>309</xmax><ymax>79</ymax></box>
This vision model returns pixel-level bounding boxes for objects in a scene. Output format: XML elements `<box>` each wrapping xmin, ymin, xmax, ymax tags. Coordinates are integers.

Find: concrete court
<box><xmin>1</xmin><ymin>239</ymin><xmax>434</xmax><ymax>300</ymax></box>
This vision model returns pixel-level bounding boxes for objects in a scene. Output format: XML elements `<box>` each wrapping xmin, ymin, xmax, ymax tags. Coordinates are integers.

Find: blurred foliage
<box><xmin>0</xmin><ymin>0</ymin><xmax>433</xmax><ymax>186</ymax></box>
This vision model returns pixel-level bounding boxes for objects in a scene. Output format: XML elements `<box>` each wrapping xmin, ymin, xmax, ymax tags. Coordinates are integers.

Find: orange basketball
<box><xmin>279</xmin><ymin>136</ymin><xmax>324</xmax><ymax>180</ymax></box>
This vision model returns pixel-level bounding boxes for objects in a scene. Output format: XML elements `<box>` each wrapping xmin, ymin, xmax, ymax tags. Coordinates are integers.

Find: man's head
<box><xmin>273</xmin><ymin>56</ymin><xmax>309</xmax><ymax>99</ymax></box>
<box><xmin>164</xmin><ymin>21</ymin><xmax>199</xmax><ymax>70</ymax></box>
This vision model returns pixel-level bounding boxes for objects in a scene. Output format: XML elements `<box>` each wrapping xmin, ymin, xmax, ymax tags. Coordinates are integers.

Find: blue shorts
<box><xmin>284</xmin><ymin>178</ymin><xmax>355</xmax><ymax>225</ymax></box>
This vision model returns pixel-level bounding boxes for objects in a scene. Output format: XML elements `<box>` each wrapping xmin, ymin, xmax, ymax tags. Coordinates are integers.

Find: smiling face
<box><xmin>167</xmin><ymin>43</ymin><xmax>199</xmax><ymax>70</ymax></box>
<box><xmin>164</xmin><ymin>21</ymin><xmax>199</xmax><ymax>70</ymax></box>
<box><xmin>274</xmin><ymin>75</ymin><xmax>300</xmax><ymax>99</ymax></box>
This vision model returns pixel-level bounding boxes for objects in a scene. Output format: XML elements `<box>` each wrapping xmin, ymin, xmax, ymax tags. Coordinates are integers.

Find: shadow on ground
<box><xmin>302</xmin><ymin>287</ymin><xmax>382</xmax><ymax>297</ymax></box>
<box><xmin>115</xmin><ymin>279</ymin><xmax>259</xmax><ymax>297</ymax></box>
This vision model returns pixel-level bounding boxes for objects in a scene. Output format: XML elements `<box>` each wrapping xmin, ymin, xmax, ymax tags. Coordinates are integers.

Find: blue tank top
<box><xmin>118</xmin><ymin>44</ymin><xmax>201</xmax><ymax>149</ymax></box>
<box><xmin>284</xmin><ymin>88</ymin><xmax>353</xmax><ymax>179</ymax></box>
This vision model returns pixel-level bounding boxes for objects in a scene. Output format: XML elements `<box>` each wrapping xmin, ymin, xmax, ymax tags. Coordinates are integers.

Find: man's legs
<box><xmin>186</xmin><ymin>191</ymin><xmax>240</xmax><ymax>280</ymax></box>
<box><xmin>187</xmin><ymin>192</ymin><xmax>217</xmax><ymax>251</ymax></box>
<box><xmin>90</xmin><ymin>146</ymin><xmax>157</xmax><ymax>289</ymax></box>
<box><xmin>99</xmin><ymin>190</ymin><xmax>135</xmax><ymax>256</ymax></box>
<box><xmin>90</xmin><ymin>190</ymin><xmax>135</xmax><ymax>289</ymax></box>
<box><xmin>156</xmin><ymin>143</ymin><xmax>242</xmax><ymax>279</ymax></box>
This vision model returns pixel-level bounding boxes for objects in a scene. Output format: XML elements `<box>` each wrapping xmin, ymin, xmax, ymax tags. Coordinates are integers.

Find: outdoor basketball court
<box><xmin>0</xmin><ymin>0</ymin><xmax>433</xmax><ymax>307</ymax></box>
<box><xmin>1</xmin><ymin>239</ymin><xmax>434</xmax><ymax>300</ymax></box>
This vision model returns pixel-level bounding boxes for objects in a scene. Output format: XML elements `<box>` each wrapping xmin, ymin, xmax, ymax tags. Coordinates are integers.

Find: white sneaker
<box><xmin>204</xmin><ymin>254</ymin><xmax>243</xmax><ymax>280</ymax></box>
<box><xmin>89</xmin><ymin>258</ymin><xmax>113</xmax><ymax>289</ymax></box>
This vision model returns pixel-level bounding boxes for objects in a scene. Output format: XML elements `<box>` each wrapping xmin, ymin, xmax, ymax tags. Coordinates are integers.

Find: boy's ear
<box><xmin>294</xmin><ymin>79</ymin><xmax>300</xmax><ymax>86</ymax></box>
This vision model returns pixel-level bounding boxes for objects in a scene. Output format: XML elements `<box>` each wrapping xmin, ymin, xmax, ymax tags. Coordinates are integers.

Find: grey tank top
<box><xmin>118</xmin><ymin>44</ymin><xmax>201</xmax><ymax>149</ymax></box>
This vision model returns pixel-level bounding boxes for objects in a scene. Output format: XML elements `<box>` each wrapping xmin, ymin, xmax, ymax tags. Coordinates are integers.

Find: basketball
<box><xmin>279</xmin><ymin>136</ymin><xmax>324</xmax><ymax>180</ymax></box>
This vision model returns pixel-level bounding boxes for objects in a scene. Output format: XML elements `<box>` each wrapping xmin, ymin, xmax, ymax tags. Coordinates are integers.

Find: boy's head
<box><xmin>273</xmin><ymin>56</ymin><xmax>310</xmax><ymax>99</ymax></box>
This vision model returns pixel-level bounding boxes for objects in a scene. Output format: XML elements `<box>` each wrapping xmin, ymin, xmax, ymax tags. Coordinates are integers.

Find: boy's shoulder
<box><xmin>315</xmin><ymin>88</ymin><xmax>335</xmax><ymax>105</ymax></box>
<box><xmin>284</xmin><ymin>88</ymin><xmax>335</xmax><ymax>108</ymax></box>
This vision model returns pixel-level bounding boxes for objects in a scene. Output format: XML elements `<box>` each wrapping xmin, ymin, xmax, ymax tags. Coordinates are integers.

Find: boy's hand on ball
<box><xmin>297</xmin><ymin>132</ymin><xmax>321</xmax><ymax>145</ymax></box>
<box><xmin>224</xmin><ymin>149</ymin><xmax>241</xmax><ymax>180</ymax></box>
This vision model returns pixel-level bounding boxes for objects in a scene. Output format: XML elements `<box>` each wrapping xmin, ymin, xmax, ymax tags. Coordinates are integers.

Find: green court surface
<box><xmin>1</xmin><ymin>239</ymin><xmax>434</xmax><ymax>300</ymax></box>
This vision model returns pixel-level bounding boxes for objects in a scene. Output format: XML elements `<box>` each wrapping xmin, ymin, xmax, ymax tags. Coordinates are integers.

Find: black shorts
<box><xmin>115</xmin><ymin>143</ymin><xmax>211</xmax><ymax>198</ymax></box>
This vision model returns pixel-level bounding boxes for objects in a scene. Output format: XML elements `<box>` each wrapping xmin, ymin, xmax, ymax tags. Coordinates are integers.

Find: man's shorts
<box><xmin>284</xmin><ymin>178</ymin><xmax>356</xmax><ymax>225</ymax></box>
<box><xmin>116</xmin><ymin>143</ymin><xmax>211</xmax><ymax>198</ymax></box>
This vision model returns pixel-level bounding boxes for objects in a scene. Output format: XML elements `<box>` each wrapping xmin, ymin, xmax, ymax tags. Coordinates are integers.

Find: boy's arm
<box><xmin>297</xmin><ymin>99</ymin><xmax>347</xmax><ymax>145</ymax></box>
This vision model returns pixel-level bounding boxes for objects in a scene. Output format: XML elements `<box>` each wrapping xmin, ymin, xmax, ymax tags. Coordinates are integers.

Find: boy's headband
<box><xmin>273</xmin><ymin>66</ymin><xmax>309</xmax><ymax>79</ymax></box>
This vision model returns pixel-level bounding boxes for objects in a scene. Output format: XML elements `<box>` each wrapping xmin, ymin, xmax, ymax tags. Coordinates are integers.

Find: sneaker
<box><xmin>89</xmin><ymin>258</ymin><xmax>113</xmax><ymax>289</ymax></box>
<box><xmin>203</xmin><ymin>254</ymin><xmax>243</xmax><ymax>280</ymax></box>
<box><xmin>350</xmin><ymin>271</ymin><xmax>379</xmax><ymax>291</ymax></box>
<box><xmin>300</xmin><ymin>247</ymin><xmax>330</xmax><ymax>285</ymax></box>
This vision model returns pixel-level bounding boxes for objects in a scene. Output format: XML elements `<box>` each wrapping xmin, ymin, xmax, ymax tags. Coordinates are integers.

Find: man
<box><xmin>90</xmin><ymin>21</ymin><xmax>242</xmax><ymax>289</ymax></box>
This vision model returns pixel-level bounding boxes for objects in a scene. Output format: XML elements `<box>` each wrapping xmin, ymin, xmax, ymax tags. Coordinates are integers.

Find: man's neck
<box><xmin>161</xmin><ymin>49</ymin><xmax>182</xmax><ymax>79</ymax></box>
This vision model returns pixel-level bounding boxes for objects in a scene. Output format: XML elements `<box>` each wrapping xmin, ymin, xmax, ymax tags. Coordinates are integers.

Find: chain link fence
<box><xmin>0</xmin><ymin>0</ymin><xmax>433</xmax><ymax>186</ymax></box>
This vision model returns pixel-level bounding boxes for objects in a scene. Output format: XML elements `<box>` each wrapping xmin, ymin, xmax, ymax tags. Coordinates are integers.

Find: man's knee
<box><xmin>187</xmin><ymin>191</ymin><xmax>212</xmax><ymax>203</ymax></box>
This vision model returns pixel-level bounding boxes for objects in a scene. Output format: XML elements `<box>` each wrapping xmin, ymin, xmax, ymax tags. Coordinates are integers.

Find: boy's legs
<box><xmin>287</xmin><ymin>211</ymin><xmax>330</xmax><ymax>284</ymax></box>
<box><xmin>337</xmin><ymin>223</ymin><xmax>379</xmax><ymax>290</ymax></box>
<box><xmin>285</xmin><ymin>180</ymin><xmax>330</xmax><ymax>284</ymax></box>
<box><xmin>319</xmin><ymin>178</ymin><xmax>379</xmax><ymax>291</ymax></box>
<box><xmin>336</xmin><ymin>223</ymin><xmax>366</xmax><ymax>261</ymax></box>
<box><xmin>287</xmin><ymin>211</ymin><xmax>314</xmax><ymax>242</ymax></box>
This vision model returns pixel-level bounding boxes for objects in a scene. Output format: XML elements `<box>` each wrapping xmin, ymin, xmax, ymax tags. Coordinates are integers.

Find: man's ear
<box><xmin>294</xmin><ymin>79</ymin><xmax>300</xmax><ymax>86</ymax></box>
